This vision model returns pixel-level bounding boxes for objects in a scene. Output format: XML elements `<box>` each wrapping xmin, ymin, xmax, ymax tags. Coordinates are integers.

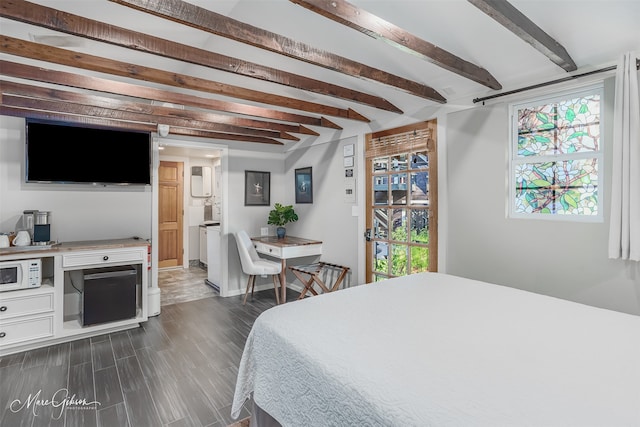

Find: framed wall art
<box><xmin>244</xmin><ymin>170</ymin><xmax>270</xmax><ymax>206</ymax></box>
<box><xmin>295</xmin><ymin>167</ymin><xmax>313</xmax><ymax>204</ymax></box>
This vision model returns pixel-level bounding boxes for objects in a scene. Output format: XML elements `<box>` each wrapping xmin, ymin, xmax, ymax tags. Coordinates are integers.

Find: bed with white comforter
<box><xmin>231</xmin><ymin>273</ymin><xmax>640</xmax><ymax>426</ymax></box>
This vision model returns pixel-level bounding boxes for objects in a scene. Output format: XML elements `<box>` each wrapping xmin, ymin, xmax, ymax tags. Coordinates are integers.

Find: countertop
<box><xmin>0</xmin><ymin>238</ymin><xmax>149</xmax><ymax>257</ymax></box>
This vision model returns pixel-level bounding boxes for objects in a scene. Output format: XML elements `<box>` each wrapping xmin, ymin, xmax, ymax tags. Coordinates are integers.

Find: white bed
<box><xmin>231</xmin><ymin>273</ymin><xmax>640</xmax><ymax>426</ymax></box>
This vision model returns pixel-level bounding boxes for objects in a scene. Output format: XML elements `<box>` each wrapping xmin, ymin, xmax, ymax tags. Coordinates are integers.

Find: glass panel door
<box><xmin>365</xmin><ymin>121</ymin><xmax>437</xmax><ymax>283</ymax></box>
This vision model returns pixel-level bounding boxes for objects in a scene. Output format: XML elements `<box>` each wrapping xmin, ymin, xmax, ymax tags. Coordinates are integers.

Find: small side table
<box><xmin>289</xmin><ymin>262</ymin><xmax>350</xmax><ymax>299</ymax></box>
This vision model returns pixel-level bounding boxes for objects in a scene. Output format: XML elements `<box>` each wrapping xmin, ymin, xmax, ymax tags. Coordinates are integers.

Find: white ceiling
<box><xmin>1</xmin><ymin>0</ymin><xmax>639</xmax><ymax>145</ymax></box>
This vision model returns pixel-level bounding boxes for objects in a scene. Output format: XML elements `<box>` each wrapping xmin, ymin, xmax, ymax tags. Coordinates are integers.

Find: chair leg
<box><xmin>272</xmin><ymin>275</ymin><xmax>281</xmax><ymax>305</ymax></box>
<box><xmin>243</xmin><ymin>275</ymin><xmax>254</xmax><ymax>305</ymax></box>
<box><xmin>250</xmin><ymin>275</ymin><xmax>256</xmax><ymax>296</ymax></box>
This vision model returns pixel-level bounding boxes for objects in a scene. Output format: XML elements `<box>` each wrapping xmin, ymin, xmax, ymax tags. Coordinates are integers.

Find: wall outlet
<box><xmin>260</xmin><ymin>227</ymin><xmax>269</xmax><ymax>236</ymax></box>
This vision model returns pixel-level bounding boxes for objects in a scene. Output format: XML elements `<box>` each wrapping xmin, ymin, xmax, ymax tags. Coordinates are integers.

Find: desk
<box><xmin>251</xmin><ymin>236</ymin><xmax>322</xmax><ymax>303</ymax></box>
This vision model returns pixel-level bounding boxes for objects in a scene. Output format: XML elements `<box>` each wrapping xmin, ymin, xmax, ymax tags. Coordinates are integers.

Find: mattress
<box><xmin>231</xmin><ymin>272</ymin><xmax>640</xmax><ymax>426</ymax></box>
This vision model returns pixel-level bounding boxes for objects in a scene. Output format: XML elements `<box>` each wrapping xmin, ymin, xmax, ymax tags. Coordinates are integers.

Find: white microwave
<box><xmin>0</xmin><ymin>259</ymin><xmax>42</xmax><ymax>292</ymax></box>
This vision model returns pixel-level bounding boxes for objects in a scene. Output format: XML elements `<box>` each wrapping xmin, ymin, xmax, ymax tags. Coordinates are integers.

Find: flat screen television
<box><xmin>26</xmin><ymin>119</ymin><xmax>151</xmax><ymax>185</ymax></box>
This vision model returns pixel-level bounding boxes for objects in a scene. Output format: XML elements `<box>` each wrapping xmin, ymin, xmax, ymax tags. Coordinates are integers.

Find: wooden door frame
<box><xmin>151</xmin><ymin>138</ymin><xmax>230</xmax><ymax>297</ymax></box>
<box><xmin>364</xmin><ymin>120</ymin><xmax>438</xmax><ymax>282</ymax></box>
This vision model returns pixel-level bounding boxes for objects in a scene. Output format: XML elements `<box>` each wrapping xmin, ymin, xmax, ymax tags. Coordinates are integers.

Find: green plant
<box><xmin>267</xmin><ymin>203</ymin><xmax>299</xmax><ymax>227</ymax></box>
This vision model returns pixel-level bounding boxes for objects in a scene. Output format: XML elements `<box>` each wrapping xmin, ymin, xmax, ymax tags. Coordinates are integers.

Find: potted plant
<box><xmin>267</xmin><ymin>203</ymin><xmax>298</xmax><ymax>238</ymax></box>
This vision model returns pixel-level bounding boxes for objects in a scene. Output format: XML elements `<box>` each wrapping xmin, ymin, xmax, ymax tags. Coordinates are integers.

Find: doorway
<box><xmin>152</xmin><ymin>141</ymin><xmax>229</xmax><ymax>307</ymax></box>
<box><xmin>365</xmin><ymin>120</ymin><xmax>438</xmax><ymax>282</ymax></box>
<box><xmin>158</xmin><ymin>161</ymin><xmax>184</xmax><ymax>268</ymax></box>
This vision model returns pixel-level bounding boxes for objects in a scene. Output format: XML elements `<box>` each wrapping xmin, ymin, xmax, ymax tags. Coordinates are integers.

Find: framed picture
<box><xmin>295</xmin><ymin>167</ymin><xmax>313</xmax><ymax>204</ymax></box>
<box><xmin>244</xmin><ymin>170</ymin><xmax>270</xmax><ymax>206</ymax></box>
<box><xmin>343</xmin><ymin>143</ymin><xmax>354</xmax><ymax>157</ymax></box>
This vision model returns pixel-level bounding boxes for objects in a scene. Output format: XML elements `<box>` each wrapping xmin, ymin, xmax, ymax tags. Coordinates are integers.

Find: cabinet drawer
<box><xmin>0</xmin><ymin>292</ymin><xmax>54</xmax><ymax>320</ymax></box>
<box><xmin>0</xmin><ymin>315</ymin><xmax>54</xmax><ymax>346</ymax></box>
<box><xmin>254</xmin><ymin>243</ymin><xmax>282</xmax><ymax>258</ymax></box>
<box><xmin>62</xmin><ymin>249</ymin><xmax>144</xmax><ymax>268</ymax></box>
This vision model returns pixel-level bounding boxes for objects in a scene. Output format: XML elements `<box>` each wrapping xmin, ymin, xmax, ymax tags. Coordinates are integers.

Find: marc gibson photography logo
<box><xmin>10</xmin><ymin>388</ymin><xmax>101</xmax><ymax>420</ymax></box>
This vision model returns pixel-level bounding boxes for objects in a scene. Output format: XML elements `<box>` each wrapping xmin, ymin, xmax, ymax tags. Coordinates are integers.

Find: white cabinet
<box><xmin>60</xmin><ymin>245</ymin><xmax>148</xmax><ymax>336</ymax></box>
<box><xmin>0</xmin><ymin>315</ymin><xmax>54</xmax><ymax>346</ymax></box>
<box><xmin>0</xmin><ymin>286</ymin><xmax>55</xmax><ymax>347</ymax></box>
<box><xmin>207</xmin><ymin>225</ymin><xmax>221</xmax><ymax>288</ymax></box>
<box><xmin>199</xmin><ymin>226</ymin><xmax>208</xmax><ymax>266</ymax></box>
<box><xmin>0</xmin><ymin>291</ymin><xmax>54</xmax><ymax>320</ymax></box>
<box><xmin>62</xmin><ymin>248</ymin><xmax>145</xmax><ymax>268</ymax></box>
<box><xmin>0</xmin><ymin>240</ymin><xmax>148</xmax><ymax>356</ymax></box>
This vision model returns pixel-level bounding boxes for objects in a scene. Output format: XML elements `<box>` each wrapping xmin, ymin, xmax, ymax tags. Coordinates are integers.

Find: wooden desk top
<box><xmin>251</xmin><ymin>235</ymin><xmax>321</xmax><ymax>247</ymax></box>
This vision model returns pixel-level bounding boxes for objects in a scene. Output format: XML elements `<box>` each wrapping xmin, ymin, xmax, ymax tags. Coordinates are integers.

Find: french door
<box><xmin>365</xmin><ymin>120</ymin><xmax>438</xmax><ymax>282</ymax></box>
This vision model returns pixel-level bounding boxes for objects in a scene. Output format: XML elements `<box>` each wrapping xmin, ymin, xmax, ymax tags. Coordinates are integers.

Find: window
<box><xmin>510</xmin><ymin>86</ymin><xmax>603</xmax><ymax>221</ymax></box>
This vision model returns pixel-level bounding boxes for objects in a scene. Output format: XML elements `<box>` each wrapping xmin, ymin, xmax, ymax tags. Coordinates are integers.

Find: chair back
<box><xmin>235</xmin><ymin>230</ymin><xmax>260</xmax><ymax>272</ymax></box>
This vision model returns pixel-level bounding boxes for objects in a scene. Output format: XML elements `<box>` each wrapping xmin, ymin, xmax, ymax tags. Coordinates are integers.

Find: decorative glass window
<box><xmin>509</xmin><ymin>86</ymin><xmax>603</xmax><ymax>221</ymax></box>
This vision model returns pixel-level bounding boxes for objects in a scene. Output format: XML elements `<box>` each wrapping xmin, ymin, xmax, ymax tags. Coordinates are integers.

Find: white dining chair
<box><xmin>235</xmin><ymin>230</ymin><xmax>282</xmax><ymax>305</ymax></box>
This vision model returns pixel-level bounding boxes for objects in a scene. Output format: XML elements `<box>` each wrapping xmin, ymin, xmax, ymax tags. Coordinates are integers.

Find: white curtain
<box><xmin>608</xmin><ymin>52</ymin><xmax>640</xmax><ymax>261</ymax></box>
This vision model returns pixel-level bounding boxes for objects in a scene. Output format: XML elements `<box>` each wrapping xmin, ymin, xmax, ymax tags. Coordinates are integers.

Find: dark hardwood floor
<box><xmin>0</xmin><ymin>281</ymin><xmax>297</xmax><ymax>427</ymax></box>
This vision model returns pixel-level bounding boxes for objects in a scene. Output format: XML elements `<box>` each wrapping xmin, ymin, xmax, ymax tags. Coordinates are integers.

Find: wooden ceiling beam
<box><xmin>0</xmin><ymin>36</ymin><xmax>371</xmax><ymax>121</ymax></box>
<box><xmin>109</xmin><ymin>0</ymin><xmax>447</xmax><ymax>104</ymax></box>
<box><xmin>0</xmin><ymin>105</ymin><xmax>284</xmax><ymax>145</ymax></box>
<box><xmin>290</xmin><ymin>0</ymin><xmax>501</xmax><ymax>90</ymax></box>
<box><xmin>467</xmin><ymin>0</ymin><xmax>577</xmax><ymax>72</ymax></box>
<box><xmin>0</xmin><ymin>60</ymin><xmax>341</xmax><ymax>129</ymax></box>
<box><xmin>2</xmin><ymin>94</ymin><xmax>297</xmax><ymax>141</ymax></box>
<box><xmin>0</xmin><ymin>80</ymin><xmax>306</xmax><ymax>139</ymax></box>
<box><xmin>1</xmin><ymin>0</ymin><xmax>400</xmax><ymax>114</ymax></box>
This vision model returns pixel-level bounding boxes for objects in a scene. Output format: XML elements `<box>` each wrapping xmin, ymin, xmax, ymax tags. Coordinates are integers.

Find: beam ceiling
<box><xmin>289</xmin><ymin>0</ymin><xmax>502</xmax><ymax>90</ymax></box>
<box><xmin>0</xmin><ymin>0</ymin><xmax>401</xmax><ymax>114</ymax></box>
<box><xmin>109</xmin><ymin>0</ymin><xmax>448</xmax><ymax>104</ymax></box>
<box><xmin>0</xmin><ymin>60</ymin><xmax>342</xmax><ymax>133</ymax></box>
<box><xmin>467</xmin><ymin>0</ymin><xmax>577</xmax><ymax>72</ymax></box>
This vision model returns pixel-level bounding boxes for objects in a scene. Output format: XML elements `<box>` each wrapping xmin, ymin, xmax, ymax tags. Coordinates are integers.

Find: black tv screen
<box><xmin>26</xmin><ymin>120</ymin><xmax>151</xmax><ymax>185</ymax></box>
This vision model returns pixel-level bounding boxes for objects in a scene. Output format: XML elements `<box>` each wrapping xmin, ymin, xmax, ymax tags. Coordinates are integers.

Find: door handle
<box><xmin>364</xmin><ymin>228</ymin><xmax>372</xmax><ymax>241</ymax></box>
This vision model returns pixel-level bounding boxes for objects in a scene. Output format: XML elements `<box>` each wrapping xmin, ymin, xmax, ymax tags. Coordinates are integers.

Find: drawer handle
<box><xmin>103</xmin><ymin>256</ymin><xmax>109</xmax><ymax>261</ymax></box>
<box><xmin>0</xmin><ymin>306</ymin><xmax>6</xmax><ymax>312</ymax></box>
<box><xmin>269</xmin><ymin>248</ymin><xmax>273</xmax><ymax>252</ymax></box>
<box><xmin>0</xmin><ymin>332</ymin><xmax>5</xmax><ymax>338</ymax></box>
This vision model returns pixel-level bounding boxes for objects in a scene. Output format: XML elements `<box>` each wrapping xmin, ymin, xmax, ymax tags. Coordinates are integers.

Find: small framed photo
<box><xmin>343</xmin><ymin>143</ymin><xmax>354</xmax><ymax>157</ymax></box>
<box><xmin>244</xmin><ymin>170</ymin><xmax>270</xmax><ymax>206</ymax></box>
<box><xmin>295</xmin><ymin>167</ymin><xmax>313</xmax><ymax>204</ymax></box>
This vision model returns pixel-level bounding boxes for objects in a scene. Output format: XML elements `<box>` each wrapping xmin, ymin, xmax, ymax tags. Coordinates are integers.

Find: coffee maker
<box><xmin>33</xmin><ymin>211</ymin><xmax>51</xmax><ymax>245</ymax></box>
<box><xmin>16</xmin><ymin>210</ymin><xmax>52</xmax><ymax>245</ymax></box>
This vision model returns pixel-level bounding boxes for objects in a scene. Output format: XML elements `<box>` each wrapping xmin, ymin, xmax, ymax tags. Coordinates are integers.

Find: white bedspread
<box><xmin>231</xmin><ymin>273</ymin><xmax>640</xmax><ymax>426</ymax></box>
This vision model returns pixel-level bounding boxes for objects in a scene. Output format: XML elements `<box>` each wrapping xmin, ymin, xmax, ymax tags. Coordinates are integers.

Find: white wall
<box><xmin>0</xmin><ymin>116</ymin><xmax>152</xmax><ymax>242</ymax></box>
<box><xmin>445</xmin><ymin>78</ymin><xmax>640</xmax><ymax>315</ymax></box>
<box><xmin>222</xmin><ymin>137</ymin><xmax>363</xmax><ymax>295</ymax></box>
<box><xmin>225</xmin><ymin>149</ymin><xmax>286</xmax><ymax>294</ymax></box>
<box><xmin>284</xmin><ymin>136</ymin><xmax>361</xmax><ymax>287</ymax></box>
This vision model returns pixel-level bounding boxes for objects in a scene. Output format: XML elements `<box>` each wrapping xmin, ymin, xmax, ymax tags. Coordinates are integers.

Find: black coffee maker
<box><xmin>33</xmin><ymin>211</ymin><xmax>51</xmax><ymax>245</ymax></box>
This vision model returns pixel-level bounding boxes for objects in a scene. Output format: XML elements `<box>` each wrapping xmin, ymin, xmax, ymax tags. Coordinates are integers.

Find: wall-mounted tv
<box><xmin>26</xmin><ymin>119</ymin><xmax>151</xmax><ymax>185</ymax></box>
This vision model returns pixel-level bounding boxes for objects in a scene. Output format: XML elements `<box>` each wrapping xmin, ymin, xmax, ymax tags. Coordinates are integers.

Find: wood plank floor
<box><xmin>0</xmin><ymin>277</ymin><xmax>296</xmax><ymax>427</ymax></box>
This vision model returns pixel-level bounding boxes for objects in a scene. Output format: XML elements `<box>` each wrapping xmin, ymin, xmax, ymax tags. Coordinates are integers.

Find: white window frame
<box><xmin>509</xmin><ymin>84</ymin><xmax>604</xmax><ymax>222</ymax></box>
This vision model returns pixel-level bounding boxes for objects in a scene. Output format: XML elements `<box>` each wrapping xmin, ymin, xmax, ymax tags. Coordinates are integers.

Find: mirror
<box><xmin>191</xmin><ymin>166</ymin><xmax>212</xmax><ymax>197</ymax></box>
